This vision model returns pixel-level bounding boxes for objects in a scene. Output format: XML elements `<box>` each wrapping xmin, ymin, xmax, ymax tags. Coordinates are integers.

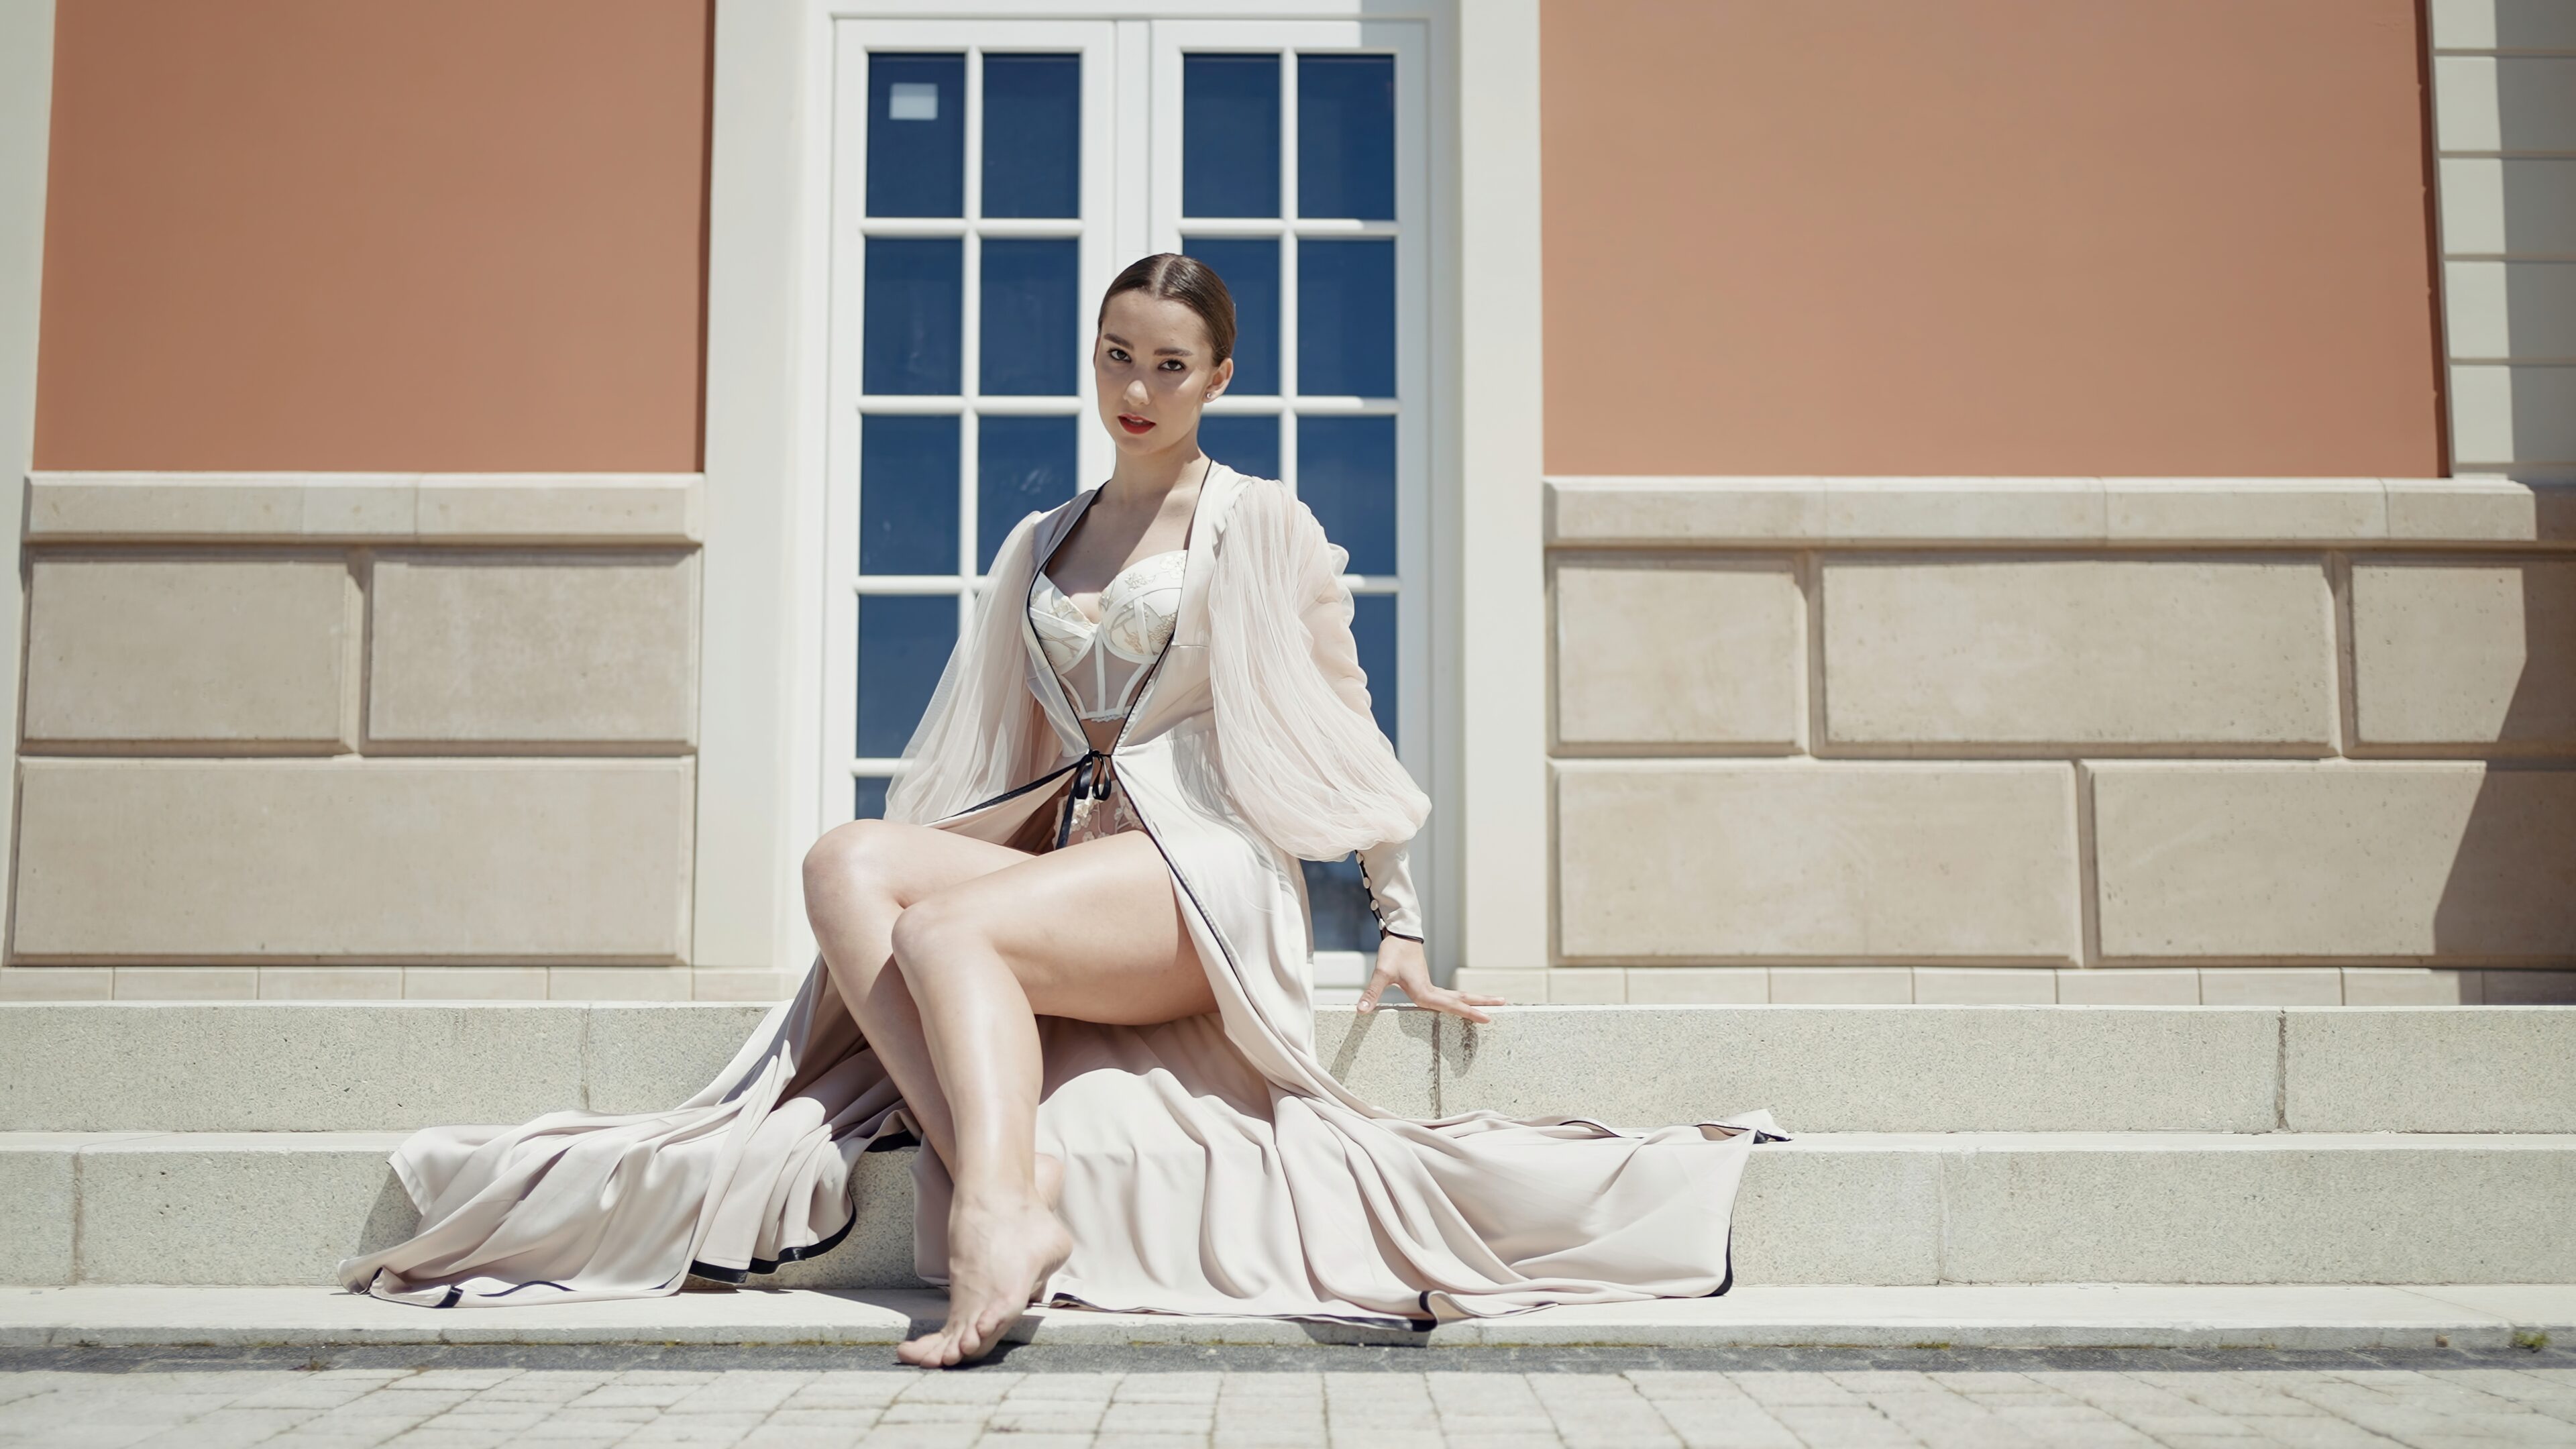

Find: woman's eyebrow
<box><xmin>1102</xmin><ymin>330</ymin><xmax>1193</xmax><ymax>358</ymax></box>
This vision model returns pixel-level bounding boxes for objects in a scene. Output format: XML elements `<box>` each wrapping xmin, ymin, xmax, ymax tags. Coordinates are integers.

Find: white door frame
<box><xmin>699</xmin><ymin>0</ymin><xmax>1483</xmax><ymax>980</ymax></box>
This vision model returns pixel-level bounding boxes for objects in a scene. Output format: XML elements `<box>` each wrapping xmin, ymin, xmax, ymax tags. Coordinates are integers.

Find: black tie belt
<box><xmin>1054</xmin><ymin>749</ymin><xmax>1118</xmax><ymax>850</ymax></box>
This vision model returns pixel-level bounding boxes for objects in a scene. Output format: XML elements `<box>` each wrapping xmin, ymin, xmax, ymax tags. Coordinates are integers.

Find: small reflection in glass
<box><xmin>867</xmin><ymin>54</ymin><xmax>964</xmax><ymax>218</ymax></box>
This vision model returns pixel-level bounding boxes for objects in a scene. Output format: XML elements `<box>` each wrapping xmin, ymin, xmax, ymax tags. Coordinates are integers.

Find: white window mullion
<box><xmin>959</xmin><ymin>47</ymin><xmax>985</xmax><ymax>586</ymax></box>
<box><xmin>1279</xmin><ymin>48</ymin><xmax>1303</xmax><ymax>497</ymax></box>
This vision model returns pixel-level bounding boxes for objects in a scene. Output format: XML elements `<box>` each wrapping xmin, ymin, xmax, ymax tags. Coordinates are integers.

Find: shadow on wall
<box><xmin>2435</xmin><ymin>509</ymin><xmax>2576</xmax><ymax>1000</ymax></box>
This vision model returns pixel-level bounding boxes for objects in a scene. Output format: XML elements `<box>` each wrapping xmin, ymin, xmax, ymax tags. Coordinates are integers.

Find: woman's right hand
<box><xmin>1356</xmin><ymin>934</ymin><xmax>1503</xmax><ymax>1024</ymax></box>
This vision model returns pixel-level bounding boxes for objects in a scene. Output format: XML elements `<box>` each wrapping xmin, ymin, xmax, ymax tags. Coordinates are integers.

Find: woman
<box><xmin>339</xmin><ymin>255</ymin><xmax>1772</xmax><ymax>1368</ymax></box>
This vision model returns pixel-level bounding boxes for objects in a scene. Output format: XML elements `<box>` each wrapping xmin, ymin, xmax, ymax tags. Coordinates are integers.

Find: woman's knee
<box><xmin>802</xmin><ymin>818</ymin><xmax>908</xmax><ymax>911</ymax></box>
<box><xmin>887</xmin><ymin>892</ymin><xmax>986</xmax><ymax>982</ymax></box>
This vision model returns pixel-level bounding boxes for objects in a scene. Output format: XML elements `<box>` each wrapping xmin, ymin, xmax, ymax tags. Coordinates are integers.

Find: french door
<box><xmin>823</xmin><ymin>15</ymin><xmax>1430</xmax><ymax>963</ymax></box>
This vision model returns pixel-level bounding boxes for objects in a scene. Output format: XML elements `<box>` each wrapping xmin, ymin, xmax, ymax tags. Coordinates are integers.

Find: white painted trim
<box><xmin>23</xmin><ymin>473</ymin><xmax>703</xmax><ymax>543</ymax></box>
<box><xmin>695</xmin><ymin>0</ymin><xmax>824</xmax><ymax>972</ymax></box>
<box><xmin>0</xmin><ymin>0</ymin><xmax>55</xmax><ymax>950</ymax></box>
<box><xmin>1543</xmin><ymin>476</ymin><xmax>2576</xmax><ymax>549</ymax></box>
<box><xmin>1454</xmin><ymin>0</ymin><xmax>1548</xmax><ymax>973</ymax></box>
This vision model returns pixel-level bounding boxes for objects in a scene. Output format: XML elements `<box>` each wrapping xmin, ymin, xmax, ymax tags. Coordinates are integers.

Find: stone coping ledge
<box><xmin>24</xmin><ymin>472</ymin><xmax>704</xmax><ymax>544</ymax></box>
<box><xmin>0</xmin><ymin>1283</ymin><xmax>2568</xmax><ymax>1351</ymax></box>
<box><xmin>1546</xmin><ymin>476</ymin><xmax>2576</xmax><ymax>548</ymax></box>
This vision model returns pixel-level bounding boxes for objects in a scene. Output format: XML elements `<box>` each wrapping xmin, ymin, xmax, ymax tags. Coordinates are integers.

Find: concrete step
<box><xmin>4</xmin><ymin>1283</ymin><xmax>2569</xmax><ymax>1352</ymax></box>
<box><xmin>5</xmin><ymin>1002</ymin><xmax>2571</xmax><ymax>1134</ymax></box>
<box><xmin>8</xmin><ymin>1131</ymin><xmax>2571</xmax><ymax>1291</ymax></box>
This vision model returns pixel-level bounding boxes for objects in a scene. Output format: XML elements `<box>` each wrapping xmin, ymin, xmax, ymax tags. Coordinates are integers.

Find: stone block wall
<box><xmin>1464</xmin><ymin>477</ymin><xmax>2576</xmax><ymax>1006</ymax></box>
<box><xmin>0</xmin><ymin>473</ymin><xmax>748</xmax><ymax>1003</ymax></box>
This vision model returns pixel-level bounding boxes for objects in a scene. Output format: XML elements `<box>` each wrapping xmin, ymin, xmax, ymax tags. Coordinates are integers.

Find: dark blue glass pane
<box><xmin>1297</xmin><ymin>55</ymin><xmax>1394</xmax><ymax>221</ymax></box>
<box><xmin>855</xmin><ymin>776</ymin><xmax>890</xmax><ymax>821</ymax></box>
<box><xmin>1303</xmin><ymin>856</ymin><xmax>1377</xmax><ymax>952</ymax></box>
<box><xmin>859</xmin><ymin>415</ymin><xmax>960</xmax><ymax>575</ymax></box>
<box><xmin>977</xmin><ymin>415</ymin><xmax>1076</xmax><ymax>572</ymax></box>
<box><xmin>867</xmin><ymin>54</ymin><xmax>963</xmax><ymax>218</ymax></box>
<box><xmin>980</xmin><ymin>239</ymin><xmax>1078</xmax><ymax>396</ymax></box>
<box><xmin>864</xmin><ymin>239</ymin><xmax>962</xmax><ymax>394</ymax></box>
<box><xmin>1183</xmin><ymin>54</ymin><xmax>1280</xmax><ymax>218</ymax></box>
<box><xmin>982</xmin><ymin>54</ymin><xmax>1079</xmax><ymax>219</ymax></box>
<box><xmin>1351</xmin><ymin>592</ymin><xmax>1397</xmax><ymax>743</ymax></box>
<box><xmin>1297</xmin><ymin>415</ymin><xmax>1396</xmax><ymax>576</ymax></box>
<box><xmin>858</xmin><ymin>594</ymin><xmax>957</xmax><ymax>757</ymax></box>
<box><xmin>1298</xmin><ymin>239</ymin><xmax>1395</xmax><ymax>397</ymax></box>
<box><xmin>1199</xmin><ymin>415</ymin><xmax>1279</xmax><ymax>480</ymax></box>
<box><xmin>1181</xmin><ymin>237</ymin><xmax>1278</xmax><ymax>395</ymax></box>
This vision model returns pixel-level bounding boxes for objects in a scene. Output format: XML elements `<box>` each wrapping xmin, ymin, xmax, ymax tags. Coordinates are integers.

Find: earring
<box><xmin>1203</xmin><ymin>392</ymin><xmax>1218</xmax><ymax>401</ymax></box>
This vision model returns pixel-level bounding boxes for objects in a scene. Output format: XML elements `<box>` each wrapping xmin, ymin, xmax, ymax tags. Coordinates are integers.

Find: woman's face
<box><xmin>1093</xmin><ymin>290</ymin><xmax>1234</xmax><ymax>462</ymax></box>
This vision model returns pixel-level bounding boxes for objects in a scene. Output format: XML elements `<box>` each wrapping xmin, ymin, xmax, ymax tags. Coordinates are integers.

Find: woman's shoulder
<box><xmin>1205</xmin><ymin>464</ymin><xmax>1301</xmax><ymax>537</ymax></box>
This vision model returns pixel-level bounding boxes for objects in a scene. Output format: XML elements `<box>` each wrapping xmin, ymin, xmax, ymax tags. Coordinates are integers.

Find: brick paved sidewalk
<box><xmin>2</xmin><ymin>1346</ymin><xmax>2572</xmax><ymax>1447</ymax></box>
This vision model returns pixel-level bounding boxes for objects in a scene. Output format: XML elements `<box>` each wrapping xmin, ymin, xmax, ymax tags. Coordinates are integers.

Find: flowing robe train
<box><xmin>337</xmin><ymin>464</ymin><xmax>1774</xmax><ymax>1324</ymax></box>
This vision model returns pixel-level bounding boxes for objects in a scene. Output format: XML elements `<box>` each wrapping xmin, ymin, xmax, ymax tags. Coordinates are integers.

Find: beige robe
<box><xmin>339</xmin><ymin>464</ymin><xmax>1774</xmax><ymax>1322</ymax></box>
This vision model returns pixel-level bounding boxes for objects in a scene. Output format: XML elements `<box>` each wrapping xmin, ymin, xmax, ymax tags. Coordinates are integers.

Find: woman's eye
<box><xmin>1106</xmin><ymin>347</ymin><xmax>1130</xmax><ymax>363</ymax></box>
<box><xmin>1159</xmin><ymin>360</ymin><xmax>1183</xmax><ymax>372</ymax></box>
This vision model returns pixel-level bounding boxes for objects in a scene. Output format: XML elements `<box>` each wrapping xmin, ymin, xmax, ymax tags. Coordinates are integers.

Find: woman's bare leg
<box><xmin>886</xmin><ymin>829</ymin><xmax>1214</xmax><ymax>1367</ymax></box>
<box><xmin>800</xmin><ymin>820</ymin><xmax>1029</xmax><ymax>1173</ymax></box>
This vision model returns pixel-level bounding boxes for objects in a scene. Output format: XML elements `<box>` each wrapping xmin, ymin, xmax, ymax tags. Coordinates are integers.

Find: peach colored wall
<box><xmin>34</xmin><ymin>0</ymin><xmax>710</xmax><ymax>472</ymax></box>
<box><xmin>1541</xmin><ymin>0</ymin><xmax>2444</xmax><ymax>478</ymax></box>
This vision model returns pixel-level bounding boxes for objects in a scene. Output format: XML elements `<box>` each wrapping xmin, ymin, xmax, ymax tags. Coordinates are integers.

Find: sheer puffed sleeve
<box><xmin>1208</xmin><ymin>477</ymin><xmax>1429</xmax><ymax>938</ymax></box>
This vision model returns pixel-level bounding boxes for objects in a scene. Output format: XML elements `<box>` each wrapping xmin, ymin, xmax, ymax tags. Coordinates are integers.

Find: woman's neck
<box><xmin>1100</xmin><ymin>443</ymin><xmax>1208</xmax><ymax>513</ymax></box>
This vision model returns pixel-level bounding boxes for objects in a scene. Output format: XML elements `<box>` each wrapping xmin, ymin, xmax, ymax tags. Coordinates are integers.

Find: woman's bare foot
<box><xmin>898</xmin><ymin>1191</ymin><xmax>1071</xmax><ymax>1368</ymax></box>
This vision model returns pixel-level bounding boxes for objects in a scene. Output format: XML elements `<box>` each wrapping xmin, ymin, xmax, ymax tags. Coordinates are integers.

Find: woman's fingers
<box><xmin>1354</xmin><ymin>959</ymin><xmax>1505</xmax><ymax>1024</ymax></box>
<box><xmin>1355</xmin><ymin>966</ymin><xmax>1399</xmax><ymax>1013</ymax></box>
<box><xmin>1426</xmin><ymin>988</ymin><xmax>1494</xmax><ymax>1024</ymax></box>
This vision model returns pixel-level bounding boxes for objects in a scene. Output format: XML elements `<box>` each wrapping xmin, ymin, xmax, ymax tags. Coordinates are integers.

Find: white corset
<box><xmin>1030</xmin><ymin>549</ymin><xmax>1187</xmax><ymax>722</ymax></box>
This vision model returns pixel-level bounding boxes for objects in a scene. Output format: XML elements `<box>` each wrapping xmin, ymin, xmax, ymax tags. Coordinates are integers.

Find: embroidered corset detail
<box><xmin>1030</xmin><ymin>549</ymin><xmax>1187</xmax><ymax>722</ymax></box>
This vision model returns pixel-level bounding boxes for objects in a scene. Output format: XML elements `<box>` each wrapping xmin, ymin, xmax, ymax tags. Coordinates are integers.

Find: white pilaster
<box><xmin>1454</xmin><ymin>0</ymin><xmax>1550</xmax><ymax>971</ymax></box>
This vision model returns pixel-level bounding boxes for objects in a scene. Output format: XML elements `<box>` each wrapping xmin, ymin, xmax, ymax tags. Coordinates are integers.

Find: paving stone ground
<box><xmin>1</xmin><ymin>1346</ymin><xmax>2570</xmax><ymax>1447</ymax></box>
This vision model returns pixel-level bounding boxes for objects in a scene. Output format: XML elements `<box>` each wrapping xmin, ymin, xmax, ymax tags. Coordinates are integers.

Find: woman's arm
<box><xmin>1278</xmin><ymin>494</ymin><xmax>1500</xmax><ymax>1021</ymax></box>
<box><xmin>1205</xmin><ymin>480</ymin><xmax>1428</xmax><ymax>861</ymax></box>
<box><xmin>1279</xmin><ymin>531</ymin><xmax>1426</xmax><ymax>940</ymax></box>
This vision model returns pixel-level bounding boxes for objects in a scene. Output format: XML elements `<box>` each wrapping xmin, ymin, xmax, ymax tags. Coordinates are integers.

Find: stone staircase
<box><xmin>4</xmin><ymin>1001</ymin><xmax>2572</xmax><ymax>1302</ymax></box>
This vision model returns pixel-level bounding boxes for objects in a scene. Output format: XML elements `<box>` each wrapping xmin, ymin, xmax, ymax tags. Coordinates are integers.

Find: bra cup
<box><xmin>1028</xmin><ymin>550</ymin><xmax>1187</xmax><ymax>712</ymax></box>
<box><xmin>1028</xmin><ymin>578</ymin><xmax>1094</xmax><ymax>676</ymax></box>
<box><xmin>1097</xmin><ymin>552</ymin><xmax>1187</xmax><ymax>662</ymax></box>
